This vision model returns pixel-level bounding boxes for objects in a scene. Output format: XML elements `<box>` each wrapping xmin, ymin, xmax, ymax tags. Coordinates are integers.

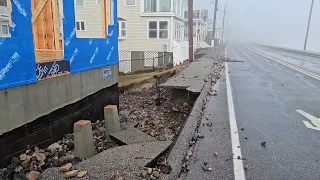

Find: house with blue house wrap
<box><xmin>0</xmin><ymin>0</ymin><xmax>119</xmax><ymax>167</ymax></box>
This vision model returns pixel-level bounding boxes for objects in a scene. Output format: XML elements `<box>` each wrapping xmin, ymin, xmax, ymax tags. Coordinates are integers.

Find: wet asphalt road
<box><xmin>184</xmin><ymin>45</ymin><xmax>320</xmax><ymax>180</ymax></box>
<box><xmin>227</xmin><ymin>45</ymin><xmax>320</xmax><ymax>180</ymax></box>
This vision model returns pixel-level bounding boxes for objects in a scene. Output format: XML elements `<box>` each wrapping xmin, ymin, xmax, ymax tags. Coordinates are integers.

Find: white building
<box><xmin>117</xmin><ymin>0</ymin><xmax>188</xmax><ymax>52</ymax></box>
<box><xmin>193</xmin><ymin>9</ymin><xmax>210</xmax><ymax>48</ymax></box>
<box><xmin>0</xmin><ymin>0</ymin><xmax>10</xmax><ymax>37</ymax></box>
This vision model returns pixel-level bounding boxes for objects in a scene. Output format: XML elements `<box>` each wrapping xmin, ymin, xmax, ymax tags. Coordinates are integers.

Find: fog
<box><xmin>195</xmin><ymin>0</ymin><xmax>320</xmax><ymax>52</ymax></box>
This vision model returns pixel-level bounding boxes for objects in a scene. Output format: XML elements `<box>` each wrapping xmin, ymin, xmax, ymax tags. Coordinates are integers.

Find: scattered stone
<box><xmin>20</xmin><ymin>156</ymin><xmax>31</xmax><ymax>169</ymax></box>
<box><xmin>241</xmin><ymin>128</ymin><xmax>244</xmax><ymax>131</ymax></box>
<box><xmin>66</xmin><ymin>141</ymin><xmax>74</xmax><ymax>149</ymax></box>
<box><xmin>187</xmin><ymin>150</ymin><xmax>193</xmax><ymax>157</ymax></box>
<box><xmin>47</xmin><ymin>143</ymin><xmax>62</xmax><ymax>153</ymax></box>
<box><xmin>214</xmin><ymin>152</ymin><xmax>218</xmax><ymax>157</ymax></box>
<box><xmin>202</xmin><ymin>165</ymin><xmax>212</xmax><ymax>172</ymax></box>
<box><xmin>15</xmin><ymin>166</ymin><xmax>23</xmax><ymax>173</ymax></box>
<box><xmin>245</xmin><ymin>137</ymin><xmax>248</xmax><ymax>140</ymax></box>
<box><xmin>26</xmin><ymin>171</ymin><xmax>40</xmax><ymax>180</ymax></box>
<box><xmin>60</xmin><ymin>163</ymin><xmax>72</xmax><ymax>172</ymax></box>
<box><xmin>77</xmin><ymin>170</ymin><xmax>88</xmax><ymax>178</ymax></box>
<box><xmin>13</xmin><ymin>171</ymin><xmax>28</xmax><ymax>180</ymax></box>
<box><xmin>206</xmin><ymin>122</ymin><xmax>213</xmax><ymax>126</ymax></box>
<box><xmin>63</xmin><ymin>170</ymin><xmax>79</xmax><ymax>179</ymax></box>
<box><xmin>147</xmin><ymin>168</ymin><xmax>153</xmax><ymax>175</ymax></box>
<box><xmin>152</xmin><ymin>171</ymin><xmax>160</xmax><ymax>178</ymax></box>
<box><xmin>150</xmin><ymin>175</ymin><xmax>157</xmax><ymax>180</ymax></box>
<box><xmin>172</xmin><ymin>107</ymin><xmax>180</xmax><ymax>112</ymax></box>
<box><xmin>197</xmin><ymin>133</ymin><xmax>204</xmax><ymax>138</ymax></box>
<box><xmin>261</xmin><ymin>141</ymin><xmax>266</xmax><ymax>147</ymax></box>
<box><xmin>141</xmin><ymin>171</ymin><xmax>148</xmax><ymax>178</ymax></box>
<box><xmin>210</xmin><ymin>128</ymin><xmax>213</xmax><ymax>131</ymax></box>
<box><xmin>19</xmin><ymin>154</ymin><xmax>27</xmax><ymax>161</ymax></box>
<box><xmin>9</xmin><ymin>157</ymin><xmax>20</xmax><ymax>169</ymax></box>
<box><xmin>244</xmin><ymin>165</ymin><xmax>249</xmax><ymax>171</ymax></box>
<box><xmin>34</xmin><ymin>152</ymin><xmax>46</xmax><ymax>162</ymax></box>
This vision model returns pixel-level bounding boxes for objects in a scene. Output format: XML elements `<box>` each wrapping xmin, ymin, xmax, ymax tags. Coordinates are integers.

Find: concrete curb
<box><xmin>167</xmin><ymin>74</ymin><xmax>212</xmax><ymax>180</ymax></box>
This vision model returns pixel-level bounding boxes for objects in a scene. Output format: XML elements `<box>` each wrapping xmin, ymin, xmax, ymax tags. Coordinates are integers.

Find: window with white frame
<box><xmin>76</xmin><ymin>21</ymin><xmax>86</xmax><ymax>31</ymax></box>
<box><xmin>144</xmin><ymin>0</ymin><xmax>171</xmax><ymax>12</ymax></box>
<box><xmin>148</xmin><ymin>21</ymin><xmax>157</xmax><ymax>38</ymax></box>
<box><xmin>159</xmin><ymin>21</ymin><xmax>168</xmax><ymax>38</ymax></box>
<box><xmin>144</xmin><ymin>0</ymin><xmax>157</xmax><ymax>12</ymax></box>
<box><xmin>126</xmin><ymin>0</ymin><xmax>135</xmax><ymax>6</ymax></box>
<box><xmin>159</xmin><ymin>0</ymin><xmax>170</xmax><ymax>12</ymax></box>
<box><xmin>0</xmin><ymin>23</ymin><xmax>10</xmax><ymax>37</ymax></box>
<box><xmin>148</xmin><ymin>21</ymin><xmax>168</xmax><ymax>39</ymax></box>
<box><xmin>75</xmin><ymin>0</ymin><xmax>85</xmax><ymax>7</ymax></box>
<box><xmin>174</xmin><ymin>22</ymin><xmax>182</xmax><ymax>41</ymax></box>
<box><xmin>118</xmin><ymin>21</ymin><xmax>127</xmax><ymax>38</ymax></box>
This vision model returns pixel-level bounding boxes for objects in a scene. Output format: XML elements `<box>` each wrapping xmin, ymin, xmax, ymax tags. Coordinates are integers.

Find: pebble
<box><xmin>19</xmin><ymin>154</ymin><xmax>27</xmax><ymax>161</ymax></box>
<box><xmin>147</xmin><ymin>168</ymin><xmax>153</xmax><ymax>175</ymax></box>
<box><xmin>172</xmin><ymin>107</ymin><xmax>180</xmax><ymax>112</ymax></box>
<box><xmin>261</xmin><ymin>141</ymin><xmax>266</xmax><ymax>147</ymax></box>
<box><xmin>13</xmin><ymin>171</ymin><xmax>28</xmax><ymax>180</ymax></box>
<box><xmin>152</xmin><ymin>171</ymin><xmax>160</xmax><ymax>178</ymax></box>
<box><xmin>202</xmin><ymin>165</ymin><xmax>212</xmax><ymax>172</ymax></box>
<box><xmin>77</xmin><ymin>170</ymin><xmax>88</xmax><ymax>178</ymax></box>
<box><xmin>197</xmin><ymin>133</ymin><xmax>205</xmax><ymax>138</ymax></box>
<box><xmin>60</xmin><ymin>163</ymin><xmax>72</xmax><ymax>172</ymax></box>
<box><xmin>244</xmin><ymin>165</ymin><xmax>249</xmax><ymax>171</ymax></box>
<box><xmin>141</xmin><ymin>170</ymin><xmax>148</xmax><ymax>178</ymax></box>
<box><xmin>187</xmin><ymin>150</ymin><xmax>193</xmax><ymax>157</ymax></box>
<box><xmin>63</xmin><ymin>170</ymin><xmax>79</xmax><ymax>179</ymax></box>
<box><xmin>214</xmin><ymin>152</ymin><xmax>218</xmax><ymax>157</ymax></box>
<box><xmin>47</xmin><ymin>143</ymin><xmax>62</xmax><ymax>153</ymax></box>
<box><xmin>26</xmin><ymin>171</ymin><xmax>40</xmax><ymax>180</ymax></box>
<box><xmin>150</xmin><ymin>175</ymin><xmax>157</xmax><ymax>180</ymax></box>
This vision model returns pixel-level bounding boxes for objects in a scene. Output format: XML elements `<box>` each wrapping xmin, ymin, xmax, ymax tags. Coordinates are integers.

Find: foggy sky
<box><xmin>195</xmin><ymin>0</ymin><xmax>320</xmax><ymax>52</ymax></box>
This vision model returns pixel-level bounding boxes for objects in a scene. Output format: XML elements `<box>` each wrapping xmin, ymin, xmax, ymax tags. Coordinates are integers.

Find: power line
<box><xmin>304</xmin><ymin>0</ymin><xmax>314</xmax><ymax>51</ymax></box>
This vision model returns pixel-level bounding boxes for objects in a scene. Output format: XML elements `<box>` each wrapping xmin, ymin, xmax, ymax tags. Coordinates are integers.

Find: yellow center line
<box><xmin>245</xmin><ymin>47</ymin><xmax>320</xmax><ymax>81</ymax></box>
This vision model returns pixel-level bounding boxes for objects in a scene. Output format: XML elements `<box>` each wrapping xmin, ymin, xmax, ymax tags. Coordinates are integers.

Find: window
<box><xmin>144</xmin><ymin>0</ymin><xmax>157</xmax><ymax>12</ymax></box>
<box><xmin>126</xmin><ymin>0</ymin><xmax>135</xmax><ymax>6</ymax></box>
<box><xmin>0</xmin><ymin>23</ymin><xmax>10</xmax><ymax>37</ymax></box>
<box><xmin>118</xmin><ymin>21</ymin><xmax>127</xmax><ymax>38</ymax></box>
<box><xmin>75</xmin><ymin>0</ymin><xmax>85</xmax><ymax>7</ymax></box>
<box><xmin>159</xmin><ymin>0</ymin><xmax>170</xmax><ymax>12</ymax></box>
<box><xmin>76</xmin><ymin>21</ymin><xmax>86</xmax><ymax>31</ymax></box>
<box><xmin>0</xmin><ymin>0</ymin><xmax>7</xmax><ymax>6</ymax></box>
<box><xmin>159</xmin><ymin>21</ymin><xmax>168</xmax><ymax>39</ymax></box>
<box><xmin>148</xmin><ymin>21</ymin><xmax>157</xmax><ymax>38</ymax></box>
<box><xmin>148</xmin><ymin>21</ymin><xmax>168</xmax><ymax>39</ymax></box>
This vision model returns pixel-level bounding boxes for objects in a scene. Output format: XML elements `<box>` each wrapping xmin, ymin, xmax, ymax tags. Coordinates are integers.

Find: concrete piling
<box><xmin>74</xmin><ymin>120</ymin><xmax>95</xmax><ymax>159</ymax></box>
<box><xmin>104</xmin><ymin>105</ymin><xmax>121</xmax><ymax>141</ymax></box>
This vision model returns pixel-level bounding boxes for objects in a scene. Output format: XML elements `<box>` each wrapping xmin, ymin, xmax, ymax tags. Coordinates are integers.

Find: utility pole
<box><xmin>304</xmin><ymin>0</ymin><xmax>314</xmax><ymax>51</ymax></box>
<box><xmin>188</xmin><ymin>0</ymin><xmax>194</xmax><ymax>62</ymax></box>
<box><xmin>212</xmin><ymin>0</ymin><xmax>218</xmax><ymax>46</ymax></box>
<box><xmin>222</xmin><ymin>0</ymin><xmax>227</xmax><ymax>43</ymax></box>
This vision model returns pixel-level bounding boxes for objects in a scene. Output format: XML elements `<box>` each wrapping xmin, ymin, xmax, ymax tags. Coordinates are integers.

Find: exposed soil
<box><xmin>119</xmin><ymin>77</ymin><xmax>195</xmax><ymax>142</ymax></box>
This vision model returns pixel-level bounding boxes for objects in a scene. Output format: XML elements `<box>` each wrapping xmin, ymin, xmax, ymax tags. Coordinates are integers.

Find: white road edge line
<box><xmin>225</xmin><ymin>62</ymin><xmax>246</xmax><ymax>180</ymax></box>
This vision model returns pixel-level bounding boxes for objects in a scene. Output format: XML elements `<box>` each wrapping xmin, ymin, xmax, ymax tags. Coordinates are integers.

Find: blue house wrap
<box><xmin>0</xmin><ymin>0</ymin><xmax>119</xmax><ymax>90</ymax></box>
